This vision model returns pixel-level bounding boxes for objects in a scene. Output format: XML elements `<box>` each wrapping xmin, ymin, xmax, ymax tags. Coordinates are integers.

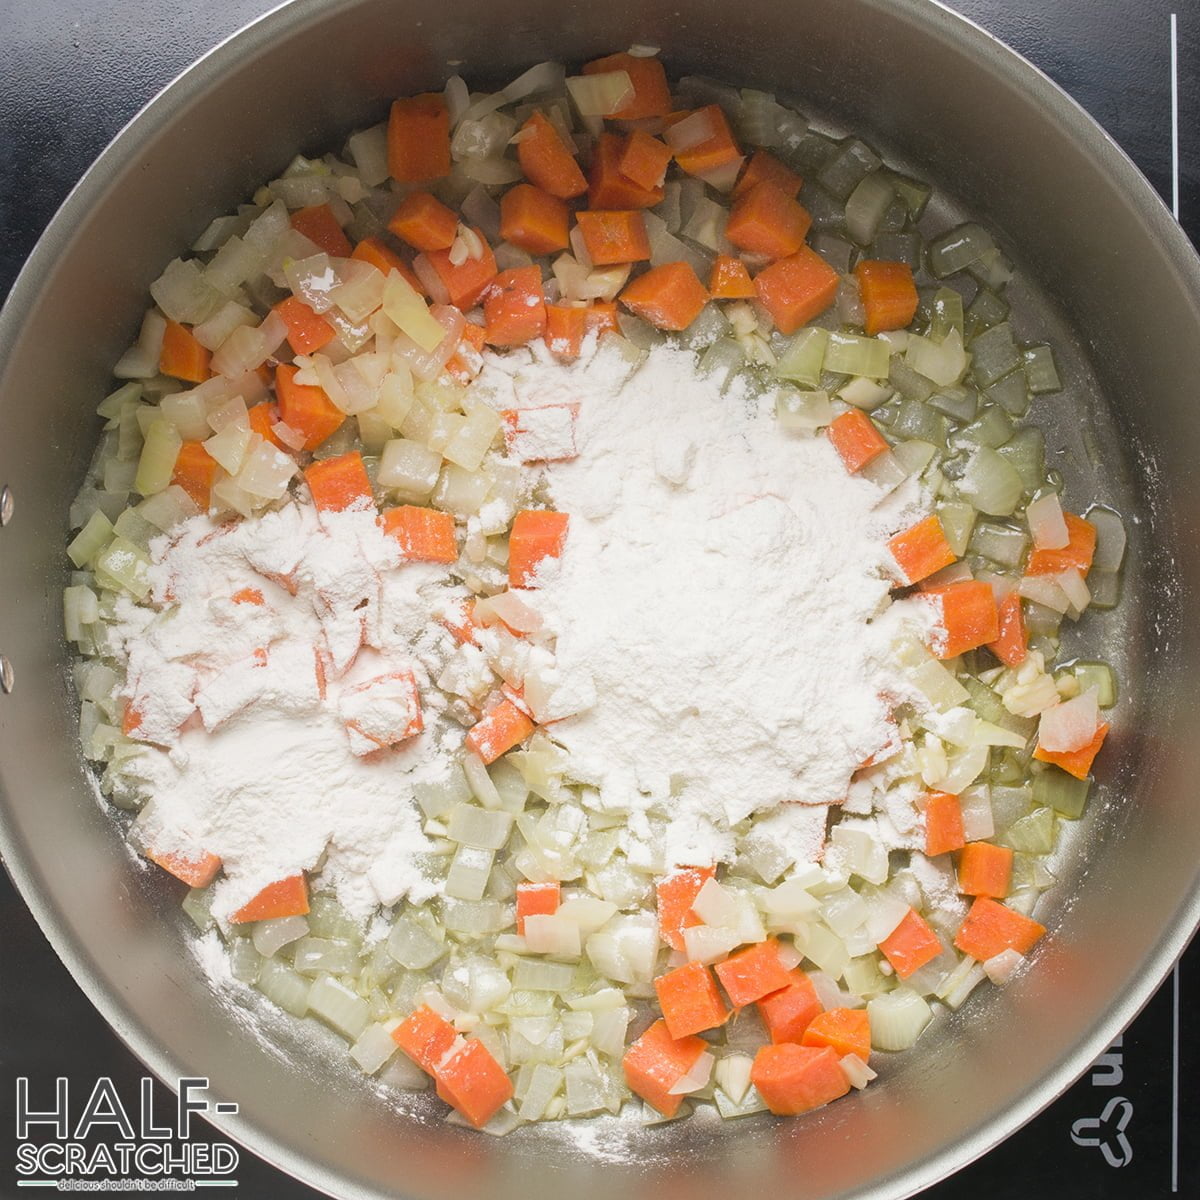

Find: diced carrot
<box><xmin>924</xmin><ymin>791</ymin><xmax>966</xmax><ymax>857</ymax></box>
<box><xmin>159</xmin><ymin>319</ymin><xmax>211</xmax><ymax>383</ymax></box>
<box><xmin>171</xmin><ymin>440</ymin><xmax>218</xmax><ymax>509</ymax></box>
<box><xmin>483</xmin><ymin>266</ymin><xmax>547</xmax><ymax>347</ymax></box>
<box><xmin>576</xmin><ymin>210</ymin><xmax>651</xmax><ymax>266</ymax></box>
<box><xmin>923</xmin><ymin>580</ymin><xmax>1001</xmax><ymax>660</ymax></box>
<box><xmin>957</xmin><ymin>842</ymin><xmax>1014</xmax><ymax>899</ymax></box>
<box><xmin>622</xmin><ymin>1018</ymin><xmax>707</xmax><ymax>1118</ymax></box>
<box><xmin>855</xmin><ymin>259</ymin><xmax>920</xmax><ymax>336</ymax></box>
<box><xmin>423</xmin><ymin>229</ymin><xmax>498</xmax><ymax>310</ymax></box>
<box><xmin>756</xmin><ymin>969</ymin><xmax>824</xmax><ymax>1044</ymax></box>
<box><xmin>230</xmin><ymin>874</ymin><xmax>309</xmax><ymax>923</ymax></box>
<box><xmin>954</xmin><ymin>896</ymin><xmax>1047</xmax><ymax>961</ymax></box>
<box><xmin>460</xmin><ymin>322</ymin><xmax>486</xmax><ymax>355</ymax></box>
<box><xmin>750</xmin><ymin>1043</ymin><xmax>850</xmax><ymax>1116</ymax></box>
<box><xmin>544</xmin><ymin>304</ymin><xmax>588</xmax><ymax>359</ymax></box>
<box><xmin>382</xmin><ymin>505</ymin><xmax>457</xmax><ymax>563</ymax></box>
<box><xmin>517</xmin><ymin>111</ymin><xmax>587</xmax><ymax>199</ymax></box>
<box><xmin>655</xmin><ymin>866</ymin><xmax>715</xmax><ymax>952</ymax></box>
<box><xmin>1033</xmin><ymin>722</ymin><xmax>1110</xmax><ymax>779</ymax></box>
<box><xmin>588</xmin><ymin>133</ymin><xmax>665</xmax><ymax>209</ymax></box>
<box><xmin>247</xmin><ymin>400</ymin><xmax>287</xmax><ymax>451</ymax></box>
<box><xmin>655</xmin><ymin>961</ymin><xmax>729</xmax><ymax>1038</ymax></box>
<box><xmin>231</xmin><ymin>587</ymin><xmax>265</xmax><ymax>605</ymax></box>
<box><xmin>440</xmin><ymin>597</ymin><xmax>479</xmax><ymax>646</ymax></box>
<box><xmin>303</xmin><ymin>450</ymin><xmax>374</xmax><ymax>514</ymax></box>
<box><xmin>800</xmin><ymin>1007</ymin><xmax>871</xmax><ymax>1062</ymax></box>
<box><xmin>465</xmin><ymin>698</ymin><xmax>535</xmax><ymax>764</ymax></box>
<box><xmin>584</xmin><ymin>300</ymin><xmax>620</xmax><ymax>336</ymax></box>
<box><xmin>617</xmin><ymin>129</ymin><xmax>673</xmax><ymax>191</ymax></box>
<box><xmin>274</xmin><ymin>363</ymin><xmax>345</xmax><ymax>451</ymax></box>
<box><xmin>619</xmin><ymin>261</ymin><xmax>709</xmax><ymax>331</ymax></box>
<box><xmin>733</xmin><ymin>149</ymin><xmax>803</xmax><ymax>199</ymax></box>
<box><xmin>753</xmin><ymin>245</ymin><xmax>840</xmax><ymax>334</ymax></box>
<box><xmin>499</xmin><ymin>184</ymin><xmax>570</xmax><ymax>255</ymax></box>
<box><xmin>508</xmin><ymin>509</ymin><xmax>569</xmax><ymax>588</ymax></box>
<box><xmin>516</xmin><ymin>881</ymin><xmax>560</xmax><ymax>935</ymax></box>
<box><xmin>988</xmin><ymin>591</ymin><xmax>1028</xmax><ymax>667</ymax></box>
<box><xmin>435</xmin><ymin>1039</ymin><xmax>513</xmax><ymax>1129</ymax></box>
<box><xmin>827</xmin><ymin>409</ymin><xmax>889</xmax><ymax>474</ymax></box>
<box><xmin>145</xmin><ymin>848</ymin><xmax>222</xmax><ymax>889</ymax></box>
<box><xmin>708</xmin><ymin>254</ymin><xmax>756</xmax><ymax>300</ymax></box>
<box><xmin>388</xmin><ymin>93</ymin><xmax>451</xmax><ymax>182</ymax></box>
<box><xmin>392</xmin><ymin>1005</ymin><xmax>459</xmax><ymax>1073</ymax></box>
<box><xmin>668</xmin><ymin>105</ymin><xmax>742</xmax><ymax>179</ymax></box>
<box><xmin>1025</xmin><ymin>511</ymin><xmax>1097</xmax><ymax>577</ymax></box>
<box><xmin>351</xmin><ymin>237</ymin><xmax>425</xmax><ymax>294</ymax></box>
<box><xmin>713</xmin><ymin>938</ymin><xmax>794</xmax><ymax>1008</ymax></box>
<box><xmin>273</xmin><ymin>295</ymin><xmax>336</xmax><ymax>356</ymax></box>
<box><xmin>888</xmin><ymin>514</ymin><xmax>958</xmax><ymax>586</ymax></box>
<box><xmin>878</xmin><ymin>908</ymin><xmax>943</xmax><ymax>979</ymax></box>
<box><xmin>582</xmin><ymin>52</ymin><xmax>672</xmax><ymax>120</ymax></box>
<box><xmin>387</xmin><ymin>191</ymin><xmax>460</xmax><ymax>252</ymax></box>
<box><xmin>290</xmin><ymin>203</ymin><xmax>352</xmax><ymax>258</ymax></box>
<box><xmin>725</xmin><ymin>181</ymin><xmax>812</xmax><ymax>261</ymax></box>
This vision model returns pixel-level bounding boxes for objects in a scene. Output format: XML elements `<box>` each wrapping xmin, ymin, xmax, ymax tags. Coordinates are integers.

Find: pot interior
<box><xmin>1</xmin><ymin>2</ymin><xmax>1198</xmax><ymax>1198</ymax></box>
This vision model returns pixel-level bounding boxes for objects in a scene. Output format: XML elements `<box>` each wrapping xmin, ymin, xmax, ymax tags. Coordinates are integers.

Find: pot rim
<box><xmin>1</xmin><ymin>2</ymin><xmax>1197</xmax><ymax>1198</ymax></box>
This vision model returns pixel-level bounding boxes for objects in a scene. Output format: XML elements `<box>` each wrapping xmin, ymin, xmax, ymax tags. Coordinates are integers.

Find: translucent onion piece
<box><xmin>1037</xmin><ymin>688</ymin><xmax>1099</xmax><ymax>753</ymax></box>
<box><xmin>251</xmin><ymin>915</ymin><xmax>310</xmax><ymax>958</ymax></box>
<box><xmin>983</xmin><ymin>948</ymin><xmax>1025</xmax><ymax>985</ymax></box>
<box><xmin>566</xmin><ymin>71</ymin><xmax>634</xmax><ymax>117</ymax></box>
<box><xmin>1087</xmin><ymin>506</ymin><xmax>1127</xmax><ymax>572</ymax></box>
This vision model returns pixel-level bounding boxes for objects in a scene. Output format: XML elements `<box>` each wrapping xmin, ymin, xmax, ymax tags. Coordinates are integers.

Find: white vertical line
<box><xmin>1171</xmin><ymin>12</ymin><xmax>1181</xmax><ymax>219</ymax></box>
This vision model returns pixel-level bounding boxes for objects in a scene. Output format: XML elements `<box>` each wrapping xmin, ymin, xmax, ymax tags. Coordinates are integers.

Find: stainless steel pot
<box><xmin>2</xmin><ymin>1</ymin><xmax>1198</xmax><ymax>1197</ymax></box>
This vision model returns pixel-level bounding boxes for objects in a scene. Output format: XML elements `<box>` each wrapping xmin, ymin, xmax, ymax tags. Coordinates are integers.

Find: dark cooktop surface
<box><xmin>0</xmin><ymin>2</ymin><xmax>1196</xmax><ymax>1197</ymax></box>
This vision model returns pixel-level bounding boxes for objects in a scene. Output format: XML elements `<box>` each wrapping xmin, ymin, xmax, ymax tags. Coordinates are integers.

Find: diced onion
<box><xmin>1037</xmin><ymin>688</ymin><xmax>1099</xmax><ymax>753</ymax></box>
<box><xmin>1026</xmin><ymin>492</ymin><xmax>1069</xmax><ymax>550</ymax></box>
<box><xmin>867</xmin><ymin>988</ymin><xmax>932</xmax><ymax>1051</ymax></box>
<box><xmin>251</xmin><ymin>914</ymin><xmax>310</xmax><ymax>958</ymax></box>
<box><xmin>983</xmin><ymin>948</ymin><xmax>1025</xmax><ymax>985</ymax></box>
<box><xmin>566</xmin><ymin>71</ymin><xmax>634</xmax><ymax>117</ymax></box>
<box><xmin>840</xmin><ymin>1053</ymin><xmax>878</xmax><ymax>1090</ymax></box>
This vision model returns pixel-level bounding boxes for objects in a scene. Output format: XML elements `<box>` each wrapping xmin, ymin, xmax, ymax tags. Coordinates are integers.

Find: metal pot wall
<box><xmin>1</xmin><ymin>1</ymin><xmax>1198</xmax><ymax>1197</ymax></box>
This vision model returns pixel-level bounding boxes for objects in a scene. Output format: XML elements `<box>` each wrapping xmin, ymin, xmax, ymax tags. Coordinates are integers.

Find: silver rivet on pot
<box><xmin>0</xmin><ymin>485</ymin><xmax>12</xmax><ymax>526</ymax></box>
<box><xmin>0</xmin><ymin>656</ymin><xmax>13</xmax><ymax>694</ymax></box>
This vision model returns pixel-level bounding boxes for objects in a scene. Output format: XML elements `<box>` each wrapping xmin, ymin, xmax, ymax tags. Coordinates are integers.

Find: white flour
<box><xmin>471</xmin><ymin>340</ymin><xmax>932</xmax><ymax>870</ymax></box>
<box><xmin>112</xmin><ymin>337</ymin><xmax>932</xmax><ymax>924</ymax></box>
<box><xmin>113</xmin><ymin>503</ymin><xmax>459</xmax><ymax>922</ymax></box>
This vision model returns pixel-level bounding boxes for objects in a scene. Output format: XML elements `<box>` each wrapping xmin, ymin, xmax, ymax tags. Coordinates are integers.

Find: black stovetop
<box><xmin>0</xmin><ymin>2</ymin><xmax>1196</xmax><ymax>1197</ymax></box>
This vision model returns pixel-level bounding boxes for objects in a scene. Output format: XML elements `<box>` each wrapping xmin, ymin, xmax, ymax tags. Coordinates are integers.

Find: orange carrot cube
<box><xmin>619</xmin><ymin>261</ymin><xmax>709</xmax><ymax>331</ymax></box>
<box><xmin>483</xmin><ymin>266</ymin><xmax>547</xmax><ymax>347</ymax></box>
<box><xmin>171</xmin><ymin>441</ymin><xmax>218</xmax><ymax>509</ymax></box>
<box><xmin>957</xmin><ymin>842</ymin><xmax>1014</xmax><ymax>898</ymax></box>
<box><xmin>159</xmin><ymin>319</ymin><xmax>211</xmax><ymax>383</ymax></box>
<box><xmin>290</xmin><ymin>203</ymin><xmax>353</xmax><ymax>258</ymax></box>
<box><xmin>273</xmin><ymin>296</ymin><xmax>337</xmax><ymax>356</ymax></box>
<box><xmin>393</xmin><ymin>1005</ymin><xmax>459</xmax><ymax>1073</ymax></box>
<box><xmin>827</xmin><ymin>409</ymin><xmax>889</xmax><ymax>474</ymax></box>
<box><xmin>146</xmin><ymin>848</ymin><xmax>222</xmax><ymax>889</ymax></box>
<box><xmin>800</xmin><ymin>1007</ymin><xmax>871</xmax><ymax>1062</ymax></box>
<box><xmin>588</xmin><ymin>133</ymin><xmax>665</xmax><ymax>209</ymax></box>
<box><xmin>1025</xmin><ymin>512</ymin><xmax>1097</xmax><ymax>577</ymax></box>
<box><xmin>274</xmin><ymin>363</ymin><xmax>345</xmax><ymax>451</ymax></box>
<box><xmin>753</xmin><ymin>245</ymin><xmax>840</xmax><ymax>334</ymax></box>
<box><xmin>655</xmin><ymin>867</ymin><xmax>715</xmax><ymax>952</ymax></box>
<box><xmin>543</xmin><ymin>305</ymin><xmax>588</xmax><ymax>360</ymax></box>
<box><xmin>516</xmin><ymin>881</ymin><xmax>560</xmax><ymax>935</ymax></box>
<box><xmin>388</xmin><ymin>191</ymin><xmax>460</xmax><ymax>252</ymax></box>
<box><xmin>499</xmin><ymin>184</ymin><xmax>570</xmax><ymax>256</ymax></box>
<box><xmin>303</xmin><ymin>450</ymin><xmax>374</xmax><ymax>514</ymax></box>
<box><xmin>582</xmin><ymin>52</ymin><xmax>672</xmax><ymax>120</ymax></box>
<box><xmin>617</xmin><ymin>129</ymin><xmax>674</xmax><ymax>191</ymax></box>
<box><xmin>878</xmin><ymin>908</ymin><xmax>943</xmax><ymax>979</ymax></box>
<box><xmin>465</xmin><ymin>698</ymin><xmax>535</xmax><ymax>764</ymax></box>
<box><xmin>922</xmin><ymin>580</ymin><xmax>1001</xmax><ymax>660</ymax></box>
<box><xmin>757</xmin><ymin>969</ymin><xmax>824</xmax><ymax>1044</ymax></box>
<box><xmin>388</xmin><ymin>93</ymin><xmax>451</xmax><ymax>182</ymax></box>
<box><xmin>732</xmin><ymin>149</ymin><xmax>803</xmax><ymax>199</ymax></box>
<box><xmin>434</xmin><ymin>1039</ymin><xmax>514</xmax><ymax>1128</ymax></box>
<box><xmin>517</xmin><ymin>111</ymin><xmax>587</xmax><ymax>199</ymax></box>
<box><xmin>954</xmin><ymin>896</ymin><xmax>1047</xmax><ymax>961</ymax></box>
<box><xmin>924</xmin><ymin>791</ymin><xmax>966</xmax><ymax>857</ymax></box>
<box><xmin>230</xmin><ymin>874</ymin><xmax>310</xmax><ymax>924</ymax></box>
<box><xmin>508</xmin><ymin>509</ymin><xmax>569</xmax><ymax>588</ymax></box>
<box><xmin>708</xmin><ymin>254</ymin><xmax>756</xmax><ymax>300</ymax></box>
<box><xmin>351</xmin><ymin>237</ymin><xmax>424</xmax><ymax>294</ymax></box>
<box><xmin>575</xmin><ymin>210</ymin><xmax>651</xmax><ymax>266</ymax></box>
<box><xmin>622</xmin><ymin>1019</ymin><xmax>707</xmax><ymax>1117</ymax></box>
<box><xmin>422</xmin><ymin>229</ymin><xmax>499</xmax><ymax>310</ymax></box>
<box><xmin>888</xmin><ymin>514</ymin><xmax>958</xmax><ymax>586</ymax></box>
<box><xmin>655</xmin><ymin>961</ymin><xmax>729</xmax><ymax>1038</ymax></box>
<box><xmin>750</xmin><ymin>1043</ymin><xmax>850</xmax><ymax>1116</ymax></box>
<box><xmin>725</xmin><ymin>181</ymin><xmax>812</xmax><ymax>261</ymax></box>
<box><xmin>855</xmin><ymin>259</ymin><xmax>920</xmax><ymax>336</ymax></box>
<box><xmin>988</xmin><ymin>591</ymin><xmax>1028</xmax><ymax>667</ymax></box>
<box><xmin>382</xmin><ymin>505</ymin><xmax>457</xmax><ymax>563</ymax></box>
<box><xmin>713</xmin><ymin>938</ymin><xmax>794</xmax><ymax>1008</ymax></box>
